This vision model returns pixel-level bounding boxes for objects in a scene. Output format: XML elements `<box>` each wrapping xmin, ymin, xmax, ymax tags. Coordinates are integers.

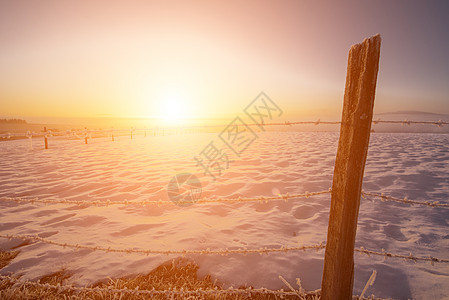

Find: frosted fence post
<box><xmin>321</xmin><ymin>34</ymin><xmax>381</xmax><ymax>300</ymax></box>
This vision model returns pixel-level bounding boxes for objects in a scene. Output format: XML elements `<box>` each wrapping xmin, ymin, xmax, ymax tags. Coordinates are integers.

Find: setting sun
<box><xmin>157</xmin><ymin>91</ymin><xmax>189</xmax><ymax>125</ymax></box>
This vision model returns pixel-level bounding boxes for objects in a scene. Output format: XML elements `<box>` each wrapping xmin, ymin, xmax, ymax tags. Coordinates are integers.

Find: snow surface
<box><xmin>0</xmin><ymin>132</ymin><xmax>448</xmax><ymax>299</ymax></box>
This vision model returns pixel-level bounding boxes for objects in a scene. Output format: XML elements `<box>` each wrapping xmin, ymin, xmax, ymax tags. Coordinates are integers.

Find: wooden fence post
<box><xmin>321</xmin><ymin>34</ymin><xmax>381</xmax><ymax>299</ymax></box>
<box><xmin>43</xmin><ymin>127</ymin><xmax>48</xmax><ymax>149</ymax></box>
<box><xmin>84</xmin><ymin>128</ymin><xmax>88</xmax><ymax>144</ymax></box>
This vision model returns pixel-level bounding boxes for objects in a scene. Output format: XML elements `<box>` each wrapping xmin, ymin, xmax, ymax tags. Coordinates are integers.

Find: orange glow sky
<box><xmin>1</xmin><ymin>0</ymin><xmax>448</xmax><ymax>124</ymax></box>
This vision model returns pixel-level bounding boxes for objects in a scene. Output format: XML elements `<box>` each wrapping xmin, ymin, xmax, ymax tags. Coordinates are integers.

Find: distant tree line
<box><xmin>0</xmin><ymin>118</ymin><xmax>27</xmax><ymax>124</ymax></box>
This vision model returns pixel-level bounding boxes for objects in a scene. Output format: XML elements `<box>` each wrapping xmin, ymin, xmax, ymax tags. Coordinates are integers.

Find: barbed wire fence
<box><xmin>0</xmin><ymin>231</ymin><xmax>447</xmax><ymax>264</ymax></box>
<box><xmin>2</xmin><ymin>33</ymin><xmax>448</xmax><ymax>298</ymax></box>
<box><xmin>2</xmin><ymin>188</ymin><xmax>447</xmax><ymax>208</ymax></box>
<box><xmin>0</xmin><ymin>190</ymin><xmax>332</xmax><ymax>206</ymax></box>
<box><xmin>0</xmin><ymin>187</ymin><xmax>448</xmax><ymax>298</ymax></box>
<box><xmin>1</xmin><ymin>118</ymin><xmax>448</xmax><ymax>145</ymax></box>
<box><xmin>361</xmin><ymin>191</ymin><xmax>449</xmax><ymax>208</ymax></box>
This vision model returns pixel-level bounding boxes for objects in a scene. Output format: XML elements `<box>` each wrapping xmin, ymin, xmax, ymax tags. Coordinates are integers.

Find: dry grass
<box><xmin>0</xmin><ymin>251</ymin><xmax>310</xmax><ymax>300</ymax></box>
<box><xmin>0</xmin><ymin>250</ymin><xmax>19</xmax><ymax>269</ymax></box>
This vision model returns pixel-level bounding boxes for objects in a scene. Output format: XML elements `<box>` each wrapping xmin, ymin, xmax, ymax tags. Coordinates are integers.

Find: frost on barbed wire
<box><xmin>3</xmin><ymin>189</ymin><xmax>448</xmax><ymax>209</ymax></box>
<box><xmin>354</xmin><ymin>247</ymin><xmax>449</xmax><ymax>264</ymax></box>
<box><xmin>1</xmin><ymin>233</ymin><xmax>448</xmax><ymax>264</ymax></box>
<box><xmin>372</xmin><ymin>119</ymin><xmax>448</xmax><ymax>126</ymax></box>
<box><xmin>436</xmin><ymin>119</ymin><xmax>444</xmax><ymax>127</ymax></box>
<box><xmin>2</xmin><ymin>119</ymin><xmax>448</xmax><ymax>139</ymax></box>
<box><xmin>0</xmin><ymin>233</ymin><xmax>326</xmax><ymax>256</ymax></box>
<box><xmin>361</xmin><ymin>191</ymin><xmax>449</xmax><ymax>208</ymax></box>
<box><xmin>0</xmin><ymin>189</ymin><xmax>332</xmax><ymax>207</ymax></box>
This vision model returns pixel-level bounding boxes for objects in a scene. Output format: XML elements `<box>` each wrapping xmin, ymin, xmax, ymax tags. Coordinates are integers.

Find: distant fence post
<box><xmin>84</xmin><ymin>128</ymin><xmax>88</xmax><ymax>144</ymax></box>
<box><xmin>321</xmin><ymin>34</ymin><xmax>381</xmax><ymax>299</ymax></box>
<box><xmin>43</xmin><ymin>127</ymin><xmax>48</xmax><ymax>149</ymax></box>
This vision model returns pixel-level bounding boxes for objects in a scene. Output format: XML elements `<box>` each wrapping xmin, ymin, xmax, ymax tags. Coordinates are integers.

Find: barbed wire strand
<box><xmin>1</xmin><ymin>119</ymin><xmax>447</xmax><ymax>138</ymax></box>
<box><xmin>1</xmin><ymin>234</ymin><xmax>448</xmax><ymax>264</ymax></box>
<box><xmin>0</xmin><ymin>234</ymin><xmax>326</xmax><ymax>256</ymax></box>
<box><xmin>0</xmin><ymin>189</ymin><xmax>332</xmax><ymax>206</ymax></box>
<box><xmin>354</xmin><ymin>247</ymin><xmax>449</xmax><ymax>264</ymax></box>
<box><xmin>3</xmin><ymin>190</ymin><xmax>448</xmax><ymax>210</ymax></box>
<box><xmin>361</xmin><ymin>191</ymin><xmax>449</xmax><ymax>208</ymax></box>
<box><xmin>372</xmin><ymin>119</ymin><xmax>449</xmax><ymax>126</ymax></box>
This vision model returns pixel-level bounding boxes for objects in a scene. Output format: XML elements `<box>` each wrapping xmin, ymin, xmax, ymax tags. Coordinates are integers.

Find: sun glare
<box><xmin>157</xmin><ymin>92</ymin><xmax>189</xmax><ymax>125</ymax></box>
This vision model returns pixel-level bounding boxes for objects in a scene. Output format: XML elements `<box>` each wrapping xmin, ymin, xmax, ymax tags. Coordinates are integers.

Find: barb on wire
<box><xmin>362</xmin><ymin>191</ymin><xmax>449</xmax><ymax>208</ymax></box>
<box><xmin>0</xmin><ymin>234</ymin><xmax>326</xmax><ymax>256</ymax></box>
<box><xmin>0</xmin><ymin>189</ymin><xmax>332</xmax><ymax>207</ymax></box>
<box><xmin>0</xmin><ymin>275</ymin><xmax>306</xmax><ymax>298</ymax></box>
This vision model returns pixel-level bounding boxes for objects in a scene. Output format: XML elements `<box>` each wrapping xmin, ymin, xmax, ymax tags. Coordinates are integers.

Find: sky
<box><xmin>1</xmin><ymin>0</ymin><xmax>448</xmax><ymax>124</ymax></box>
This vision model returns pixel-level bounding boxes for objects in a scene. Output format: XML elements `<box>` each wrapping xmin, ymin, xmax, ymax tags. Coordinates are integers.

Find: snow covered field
<box><xmin>0</xmin><ymin>131</ymin><xmax>448</xmax><ymax>299</ymax></box>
